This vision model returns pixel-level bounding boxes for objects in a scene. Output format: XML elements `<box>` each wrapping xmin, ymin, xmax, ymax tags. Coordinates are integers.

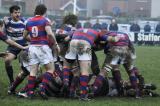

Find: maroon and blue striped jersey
<box><xmin>71</xmin><ymin>28</ymin><xmax>105</xmax><ymax>46</ymax></box>
<box><xmin>106</xmin><ymin>31</ymin><xmax>130</xmax><ymax>46</ymax></box>
<box><xmin>25</xmin><ymin>16</ymin><xmax>51</xmax><ymax>45</ymax></box>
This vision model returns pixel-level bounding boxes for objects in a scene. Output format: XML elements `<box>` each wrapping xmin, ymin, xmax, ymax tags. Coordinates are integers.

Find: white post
<box><xmin>73</xmin><ymin>0</ymin><xmax>77</xmax><ymax>15</ymax></box>
<box><xmin>0</xmin><ymin>0</ymin><xmax>1</xmax><ymax>7</ymax></box>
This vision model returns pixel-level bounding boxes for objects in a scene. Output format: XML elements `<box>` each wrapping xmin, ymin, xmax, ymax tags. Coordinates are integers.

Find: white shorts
<box><xmin>21</xmin><ymin>61</ymin><xmax>30</xmax><ymax>72</ymax></box>
<box><xmin>110</xmin><ymin>55</ymin><xmax>126</xmax><ymax>65</ymax></box>
<box><xmin>110</xmin><ymin>46</ymin><xmax>129</xmax><ymax>65</ymax></box>
<box><xmin>65</xmin><ymin>39</ymin><xmax>92</xmax><ymax>61</ymax></box>
<box><xmin>28</xmin><ymin>45</ymin><xmax>54</xmax><ymax>65</ymax></box>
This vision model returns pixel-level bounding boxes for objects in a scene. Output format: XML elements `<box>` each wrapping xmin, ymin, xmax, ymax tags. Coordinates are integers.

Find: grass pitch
<box><xmin>0</xmin><ymin>42</ymin><xmax>159</xmax><ymax>106</ymax></box>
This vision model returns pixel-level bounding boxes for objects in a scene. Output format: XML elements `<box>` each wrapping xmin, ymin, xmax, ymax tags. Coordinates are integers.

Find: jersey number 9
<box><xmin>32</xmin><ymin>26</ymin><xmax>38</xmax><ymax>37</ymax></box>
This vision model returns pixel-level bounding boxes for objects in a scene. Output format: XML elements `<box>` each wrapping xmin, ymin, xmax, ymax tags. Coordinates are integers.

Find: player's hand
<box><xmin>64</xmin><ymin>36</ymin><xmax>70</xmax><ymax>42</ymax></box>
<box><xmin>54</xmin><ymin>44</ymin><xmax>60</xmax><ymax>54</ymax></box>
<box><xmin>50</xmin><ymin>20</ymin><xmax>55</xmax><ymax>26</ymax></box>
<box><xmin>22</xmin><ymin>46</ymin><xmax>29</xmax><ymax>50</ymax></box>
<box><xmin>114</xmin><ymin>36</ymin><xmax>120</xmax><ymax>42</ymax></box>
<box><xmin>3</xmin><ymin>16</ymin><xmax>9</xmax><ymax>24</ymax></box>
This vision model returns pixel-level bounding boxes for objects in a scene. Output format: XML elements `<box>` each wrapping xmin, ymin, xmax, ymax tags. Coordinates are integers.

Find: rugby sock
<box><xmin>80</xmin><ymin>75</ymin><xmax>89</xmax><ymax>98</ymax></box>
<box><xmin>63</xmin><ymin>68</ymin><xmax>71</xmax><ymax>86</ymax></box>
<box><xmin>20</xmin><ymin>84</ymin><xmax>28</xmax><ymax>92</ymax></box>
<box><xmin>130</xmin><ymin>75</ymin><xmax>140</xmax><ymax>96</ymax></box>
<box><xmin>10</xmin><ymin>76</ymin><xmax>25</xmax><ymax>91</ymax></box>
<box><xmin>137</xmin><ymin>75</ymin><xmax>145</xmax><ymax>89</ymax></box>
<box><xmin>70</xmin><ymin>76</ymin><xmax>79</xmax><ymax>96</ymax></box>
<box><xmin>27</xmin><ymin>76</ymin><xmax>36</xmax><ymax>96</ymax></box>
<box><xmin>130</xmin><ymin>67</ymin><xmax>145</xmax><ymax>88</ymax></box>
<box><xmin>40</xmin><ymin>72</ymin><xmax>53</xmax><ymax>93</ymax></box>
<box><xmin>112</xmin><ymin>70</ymin><xmax>122</xmax><ymax>95</ymax></box>
<box><xmin>130</xmin><ymin>76</ymin><xmax>138</xmax><ymax>89</ymax></box>
<box><xmin>131</xmin><ymin>67</ymin><xmax>139</xmax><ymax>76</ymax></box>
<box><xmin>5</xmin><ymin>66</ymin><xmax>14</xmax><ymax>84</ymax></box>
<box><xmin>93</xmin><ymin>75</ymin><xmax>104</xmax><ymax>94</ymax></box>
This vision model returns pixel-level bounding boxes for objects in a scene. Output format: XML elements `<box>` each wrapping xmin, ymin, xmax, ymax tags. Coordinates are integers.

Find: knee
<box><xmin>4</xmin><ymin>57</ymin><xmax>12</xmax><ymax>64</ymax></box>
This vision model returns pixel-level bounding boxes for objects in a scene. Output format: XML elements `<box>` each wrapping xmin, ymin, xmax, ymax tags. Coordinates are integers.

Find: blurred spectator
<box><xmin>130</xmin><ymin>21</ymin><xmax>140</xmax><ymax>44</ymax></box>
<box><xmin>144</xmin><ymin>22</ymin><xmax>151</xmax><ymax>35</ymax></box>
<box><xmin>155</xmin><ymin>22</ymin><xmax>160</xmax><ymax>35</ymax></box>
<box><xmin>101</xmin><ymin>22</ymin><xmax>108</xmax><ymax>30</ymax></box>
<box><xmin>76</xmin><ymin>21</ymin><xmax>82</xmax><ymax>29</ymax></box>
<box><xmin>109</xmin><ymin>19</ymin><xmax>118</xmax><ymax>32</ymax></box>
<box><xmin>55</xmin><ymin>20</ymin><xmax>62</xmax><ymax>29</ymax></box>
<box><xmin>155</xmin><ymin>22</ymin><xmax>160</xmax><ymax>45</ymax></box>
<box><xmin>83</xmin><ymin>18</ymin><xmax>92</xmax><ymax>28</ymax></box>
<box><xmin>92</xmin><ymin>19</ymin><xmax>101</xmax><ymax>30</ymax></box>
<box><xmin>144</xmin><ymin>22</ymin><xmax>152</xmax><ymax>45</ymax></box>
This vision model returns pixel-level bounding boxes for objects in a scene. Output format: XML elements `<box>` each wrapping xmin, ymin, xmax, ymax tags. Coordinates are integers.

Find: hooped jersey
<box><xmin>71</xmin><ymin>28</ymin><xmax>105</xmax><ymax>46</ymax></box>
<box><xmin>106</xmin><ymin>31</ymin><xmax>130</xmax><ymax>46</ymax></box>
<box><xmin>4</xmin><ymin>17</ymin><xmax>26</xmax><ymax>45</ymax></box>
<box><xmin>25</xmin><ymin>16</ymin><xmax>51</xmax><ymax>45</ymax></box>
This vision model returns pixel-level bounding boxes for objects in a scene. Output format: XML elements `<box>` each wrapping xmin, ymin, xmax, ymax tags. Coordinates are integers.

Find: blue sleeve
<box><xmin>68</xmin><ymin>31</ymin><xmax>74</xmax><ymax>39</ymax></box>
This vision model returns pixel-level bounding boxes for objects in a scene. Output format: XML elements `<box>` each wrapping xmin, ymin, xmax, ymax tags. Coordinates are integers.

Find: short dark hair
<box><xmin>9</xmin><ymin>5</ymin><xmax>20</xmax><ymax>13</ymax></box>
<box><xmin>34</xmin><ymin>4</ymin><xmax>47</xmax><ymax>15</ymax></box>
<box><xmin>63</xmin><ymin>14</ymin><xmax>78</xmax><ymax>27</ymax></box>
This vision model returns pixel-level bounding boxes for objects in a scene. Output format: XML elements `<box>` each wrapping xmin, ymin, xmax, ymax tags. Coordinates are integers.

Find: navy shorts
<box><xmin>6</xmin><ymin>46</ymin><xmax>22</xmax><ymax>58</ymax></box>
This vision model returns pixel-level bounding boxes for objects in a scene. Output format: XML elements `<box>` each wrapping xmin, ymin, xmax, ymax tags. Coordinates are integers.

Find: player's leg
<box><xmin>79</xmin><ymin>60</ymin><xmax>91</xmax><ymax>100</ymax></box>
<box><xmin>4</xmin><ymin>53</ymin><xmax>16</xmax><ymax>85</ymax></box>
<box><xmin>26</xmin><ymin>64</ymin><xmax>39</xmax><ymax>98</ymax></box>
<box><xmin>91</xmin><ymin>50</ymin><xmax>100</xmax><ymax>75</ymax></box>
<box><xmin>69</xmin><ymin>67</ymin><xmax>80</xmax><ymax>98</ymax></box>
<box><xmin>8</xmin><ymin>66</ymin><xmax>29</xmax><ymax>94</ymax></box>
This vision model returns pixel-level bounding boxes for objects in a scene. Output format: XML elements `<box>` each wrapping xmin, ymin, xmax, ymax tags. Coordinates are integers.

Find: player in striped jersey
<box><xmin>3</xmin><ymin>5</ymin><xmax>27</xmax><ymax>87</ymax></box>
<box><xmin>23</xmin><ymin>4</ymin><xmax>60</xmax><ymax>99</ymax></box>
<box><xmin>0</xmin><ymin>20</ymin><xmax>27</xmax><ymax>50</ymax></box>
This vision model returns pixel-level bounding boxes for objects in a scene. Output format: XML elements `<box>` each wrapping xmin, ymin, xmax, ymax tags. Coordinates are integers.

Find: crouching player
<box><xmin>93</xmin><ymin>31</ymin><xmax>142</xmax><ymax>98</ymax></box>
<box><xmin>62</xmin><ymin>28</ymin><xmax>119</xmax><ymax>101</ymax></box>
<box><xmin>89</xmin><ymin>75</ymin><xmax>159</xmax><ymax>97</ymax></box>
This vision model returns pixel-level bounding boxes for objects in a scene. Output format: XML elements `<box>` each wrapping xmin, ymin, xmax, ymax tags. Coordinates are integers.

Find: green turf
<box><xmin>0</xmin><ymin>42</ymin><xmax>160</xmax><ymax>106</ymax></box>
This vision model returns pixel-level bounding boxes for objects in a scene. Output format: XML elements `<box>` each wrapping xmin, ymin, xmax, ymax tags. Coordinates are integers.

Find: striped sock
<box><xmin>63</xmin><ymin>68</ymin><xmax>71</xmax><ymax>85</ymax></box>
<box><xmin>112</xmin><ymin>71</ymin><xmax>122</xmax><ymax>94</ymax></box>
<box><xmin>27</xmin><ymin>76</ymin><xmax>36</xmax><ymax>96</ymax></box>
<box><xmin>10</xmin><ymin>76</ymin><xmax>25</xmax><ymax>91</ymax></box>
<box><xmin>80</xmin><ymin>75</ymin><xmax>89</xmax><ymax>98</ymax></box>
<box><xmin>130</xmin><ymin>75</ymin><xmax>140</xmax><ymax>96</ymax></box>
<box><xmin>93</xmin><ymin>75</ymin><xmax>104</xmax><ymax>94</ymax></box>
<box><xmin>130</xmin><ymin>76</ymin><xmax>138</xmax><ymax>89</ymax></box>
<box><xmin>20</xmin><ymin>84</ymin><xmax>28</xmax><ymax>92</ymax></box>
<box><xmin>40</xmin><ymin>72</ymin><xmax>53</xmax><ymax>93</ymax></box>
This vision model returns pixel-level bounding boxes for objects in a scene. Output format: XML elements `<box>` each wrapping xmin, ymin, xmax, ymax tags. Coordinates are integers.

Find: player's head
<box><xmin>63</xmin><ymin>14</ymin><xmax>78</xmax><ymax>27</ymax></box>
<box><xmin>34</xmin><ymin>4</ymin><xmax>47</xmax><ymax>16</ymax></box>
<box><xmin>9</xmin><ymin>5</ymin><xmax>21</xmax><ymax>21</ymax></box>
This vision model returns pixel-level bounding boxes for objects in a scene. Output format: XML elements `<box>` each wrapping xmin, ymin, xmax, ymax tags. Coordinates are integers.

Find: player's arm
<box><xmin>107</xmin><ymin>36</ymin><xmax>119</xmax><ymax>42</ymax></box>
<box><xmin>23</xmin><ymin>29</ymin><xmax>31</xmax><ymax>41</ymax></box>
<box><xmin>100</xmin><ymin>34</ymin><xmax>119</xmax><ymax>42</ymax></box>
<box><xmin>45</xmin><ymin>25</ymin><xmax>60</xmax><ymax>54</ymax></box>
<box><xmin>5</xmin><ymin>39</ymin><xmax>27</xmax><ymax>50</ymax></box>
